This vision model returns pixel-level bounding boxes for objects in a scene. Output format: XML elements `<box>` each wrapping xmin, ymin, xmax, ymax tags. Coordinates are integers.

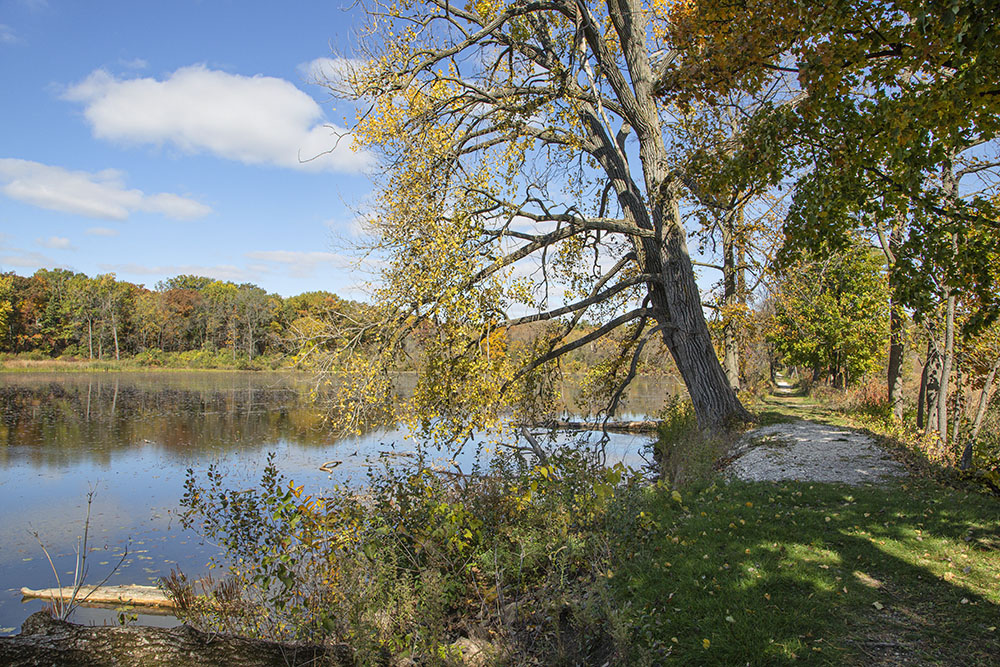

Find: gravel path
<box><xmin>727</xmin><ymin>420</ymin><xmax>907</xmax><ymax>485</ymax></box>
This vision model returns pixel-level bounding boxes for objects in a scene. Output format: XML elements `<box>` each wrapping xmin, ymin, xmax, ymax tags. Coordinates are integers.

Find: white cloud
<box><xmin>86</xmin><ymin>226</ymin><xmax>119</xmax><ymax>237</ymax></box>
<box><xmin>120</xmin><ymin>57</ymin><xmax>148</xmax><ymax>70</ymax></box>
<box><xmin>299</xmin><ymin>57</ymin><xmax>364</xmax><ymax>87</ymax></box>
<box><xmin>246</xmin><ymin>250</ymin><xmax>342</xmax><ymax>264</ymax></box>
<box><xmin>338</xmin><ymin>211</ymin><xmax>375</xmax><ymax>238</ymax></box>
<box><xmin>245</xmin><ymin>249</ymin><xmax>351</xmax><ymax>278</ymax></box>
<box><xmin>0</xmin><ymin>250</ymin><xmax>56</xmax><ymax>269</ymax></box>
<box><xmin>0</xmin><ymin>158</ymin><xmax>211</xmax><ymax>220</ymax></box>
<box><xmin>36</xmin><ymin>236</ymin><xmax>72</xmax><ymax>249</ymax></box>
<box><xmin>101</xmin><ymin>262</ymin><xmax>256</xmax><ymax>283</ymax></box>
<box><xmin>0</xmin><ymin>233</ymin><xmax>51</xmax><ymax>268</ymax></box>
<box><xmin>64</xmin><ymin>65</ymin><xmax>373</xmax><ymax>173</ymax></box>
<box><xmin>0</xmin><ymin>24</ymin><xmax>18</xmax><ymax>44</ymax></box>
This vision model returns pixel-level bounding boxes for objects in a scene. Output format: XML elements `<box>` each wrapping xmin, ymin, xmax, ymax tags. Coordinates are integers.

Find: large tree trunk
<box><xmin>0</xmin><ymin>612</ymin><xmax>353</xmax><ymax>667</ymax></box>
<box><xmin>557</xmin><ymin>0</ymin><xmax>750</xmax><ymax>431</ymax></box>
<box><xmin>649</xmin><ymin>213</ymin><xmax>749</xmax><ymax>430</ymax></box>
<box><xmin>917</xmin><ymin>339</ymin><xmax>931</xmax><ymax>429</ymax></box>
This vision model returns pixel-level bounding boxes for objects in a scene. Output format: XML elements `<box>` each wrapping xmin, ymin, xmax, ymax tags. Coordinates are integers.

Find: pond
<box><xmin>0</xmin><ymin>371</ymin><xmax>675</xmax><ymax>634</ymax></box>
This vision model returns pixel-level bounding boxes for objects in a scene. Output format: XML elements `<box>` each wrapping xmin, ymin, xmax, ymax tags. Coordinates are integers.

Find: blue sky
<box><xmin>0</xmin><ymin>0</ymin><xmax>376</xmax><ymax>298</ymax></box>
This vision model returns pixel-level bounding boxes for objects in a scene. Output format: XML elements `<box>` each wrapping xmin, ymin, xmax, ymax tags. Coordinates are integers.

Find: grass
<box><xmin>751</xmin><ymin>384</ymin><xmax>855</xmax><ymax>428</ymax></box>
<box><xmin>0</xmin><ymin>351</ymin><xmax>289</xmax><ymax>373</ymax></box>
<box><xmin>605</xmin><ymin>378</ymin><xmax>1000</xmax><ymax>666</ymax></box>
<box><xmin>612</xmin><ymin>477</ymin><xmax>1000</xmax><ymax>665</ymax></box>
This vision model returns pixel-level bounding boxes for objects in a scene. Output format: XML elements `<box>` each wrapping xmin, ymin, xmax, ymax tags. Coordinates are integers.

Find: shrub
<box><xmin>171</xmin><ymin>447</ymin><xmax>646</xmax><ymax>663</ymax></box>
<box><xmin>651</xmin><ymin>397</ymin><xmax>731</xmax><ymax>488</ymax></box>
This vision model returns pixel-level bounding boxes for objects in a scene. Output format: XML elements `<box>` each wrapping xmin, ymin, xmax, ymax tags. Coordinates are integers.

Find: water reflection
<box><xmin>0</xmin><ymin>371</ymin><xmax>667</xmax><ymax>635</ymax></box>
<box><xmin>0</xmin><ymin>372</ymin><xmax>334</xmax><ymax>468</ymax></box>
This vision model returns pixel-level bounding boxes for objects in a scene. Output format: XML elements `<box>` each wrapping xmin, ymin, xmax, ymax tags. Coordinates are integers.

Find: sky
<box><xmin>0</xmin><ymin>0</ymin><xmax>377</xmax><ymax>298</ymax></box>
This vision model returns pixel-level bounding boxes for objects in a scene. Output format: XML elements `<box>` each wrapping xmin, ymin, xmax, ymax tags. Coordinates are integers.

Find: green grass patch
<box><xmin>0</xmin><ymin>349</ymin><xmax>289</xmax><ymax>372</ymax></box>
<box><xmin>611</xmin><ymin>477</ymin><xmax>1000</xmax><ymax>665</ymax></box>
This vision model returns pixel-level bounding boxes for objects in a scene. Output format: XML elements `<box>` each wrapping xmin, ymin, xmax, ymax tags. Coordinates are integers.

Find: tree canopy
<box><xmin>324</xmin><ymin>0</ymin><xmax>760</xmax><ymax>438</ymax></box>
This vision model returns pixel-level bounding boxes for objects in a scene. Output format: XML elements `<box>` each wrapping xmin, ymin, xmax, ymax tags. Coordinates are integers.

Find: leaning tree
<box><xmin>319</xmin><ymin>0</ymin><xmax>752</xmax><ymax>440</ymax></box>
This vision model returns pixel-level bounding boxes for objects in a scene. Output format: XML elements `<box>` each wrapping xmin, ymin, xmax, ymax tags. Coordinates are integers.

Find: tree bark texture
<box><xmin>962</xmin><ymin>356</ymin><xmax>1000</xmax><ymax>469</ymax></box>
<box><xmin>937</xmin><ymin>291</ymin><xmax>955</xmax><ymax>444</ymax></box>
<box><xmin>880</xmin><ymin>209</ymin><xmax>906</xmax><ymax>421</ymax></box>
<box><xmin>936</xmin><ymin>161</ymin><xmax>960</xmax><ymax>445</ymax></box>
<box><xmin>0</xmin><ymin>611</ymin><xmax>354</xmax><ymax>667</ymax></box>
<box><xmin>917</xmin><ymin>340</ymin><xmax>930</xmax><ymax>429</ymax></box>
<box><xmin>887</xmin><ymin>298</ymin><xmax>905</xmax><ymax>421</ymax></box>
<box><xmin>970</xmin><ymin>357</ymin><xmax>1000</xmax><ymax>443</ymax></box>
<box><xmin>721</xmin><ymin>214</ymin><xmax>741</xmax><ymax>391</ymax></box>
<box><xmin>645</xmin><ymin>206</ymin><xmax>748</xmax><ymax>429</ymax></box>
<box><xmin>608</xmin><ymin>0</ymin><xmax>747</xmax><ymax>429</ymax></box>
<box><xmin>925</xmin><ymin>344</ymin><xmax>943</xmax><ymax>435</ymax></box>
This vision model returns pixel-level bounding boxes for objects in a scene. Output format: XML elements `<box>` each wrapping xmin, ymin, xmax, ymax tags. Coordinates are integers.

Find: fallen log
<box><xmin>0</xmin><ymin>611</ymin><xmax>354</xmax><ymax>666</ymax></box>
<box><xmin>553</xmin><ymin>419</ymin><xmax>658</xmax><ymax>433</ymax></box>
<box><xmin>21</xmin><ymin>584</ymin><xmax>176</xmax><ymax>610</ymax></box>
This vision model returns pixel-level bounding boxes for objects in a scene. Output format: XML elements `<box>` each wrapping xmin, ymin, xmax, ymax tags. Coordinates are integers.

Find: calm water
<box><xmin>0</xmin><ymin>371</ymin><xmax>671</xmax><ymax>634</ymax></box>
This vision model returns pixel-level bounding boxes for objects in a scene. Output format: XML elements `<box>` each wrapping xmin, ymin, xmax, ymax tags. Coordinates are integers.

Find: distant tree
<box><xmin>770</xmin><ymin>243</ymin><xmax>889</xmax><ymax>388</ymax></box>
<box><xmin>202</xmin><ymin>281</ymin><xmax>240</xmax><ymax>356</ymax></box>
<box><xmin>0</xmin><ymin>274</ymin><xmax>13</xmax><ymax>350</ymax></box>
<box><xmin>134</xmin><ymin>289</ymin><xmax>167</xmax><ymax>351</ymax></box>
<box><xmin>157</xmin><ymin>275</ymin><xmax>214</xmax><ymax>292</ymax></box>
<box><xmin>161</xmin><ymin>288</ymin><xmax>205</xmax><ymax>351</ymax></box>
<box><xmin>235</xmin><ymin>286</ymin><xmax>278</xmax><ymax>360</ymax></box>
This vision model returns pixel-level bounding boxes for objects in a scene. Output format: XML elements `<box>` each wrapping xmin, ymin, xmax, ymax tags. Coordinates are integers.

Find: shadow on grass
<box><xmin>613</xmin><ymin>479</ymin><xmax>1000</xmax><ymax>665</ymax></box>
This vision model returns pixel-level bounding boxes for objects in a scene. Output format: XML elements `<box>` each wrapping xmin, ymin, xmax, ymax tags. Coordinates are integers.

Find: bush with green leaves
<box><xmin>651</xmin><ymin>397</ymin><xmax>736</xmax><ymax>488</ymax></box>
<box><xmin>171</xmin><ymin>446</ymin><xmax>648</xmax><ymax>663</ymax></box>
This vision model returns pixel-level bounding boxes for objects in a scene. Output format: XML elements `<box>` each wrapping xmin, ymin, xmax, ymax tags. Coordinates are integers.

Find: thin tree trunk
<box><xmin>877</xmin><ymin>207</ymin><xmax>907</xmax><ymax>420</ymax></box>
<box><xmin>722</xmin><ymin>215</ymin><xmax>741</xmax><ymax>391</ymax></box>
<box><xmin>87</xmin><ymin>319</ymin><xmax>93</xmax><ymax>360</ymax></box>
<box><xmin>111</xmin><ymin>310</ymin><xmax>120</xmax><ymax>361</ymax></box>
<box><xmin>951</xmin><ymin>351</ymin><xmax>964</xmax><ymax>445</ymax></box>
<box><xmin>887</xmin><ymin>298</ymin><xmax>905</xmax><ymax>420</ymax></box>
<box><xmin>735</xmin><ymin>206</ymin><xmax>748</xmax><ymax>390</ymax></box>
<box><xmin>961</xmin><ymin>355</ymin><xmax>1000</xmax><ymax>469</ymax></box>
<box><xmin>937</xmin><ymin>291</ymin><xmax>955</xmax><ymax>444</ymax></box>
<box><xmin>936</xmin><ymin>160</ymin><xmax>959</xmax><ymax>445</ymax></box>
<box><xmin>925</xmin><ymin>343</ymin><xmax>942</xmax><ymax>435</ymax></box>
<box><xmin>970</xmin><ymin>356</ymin><xmax>1000</xmax><ymax>443</ymax></box>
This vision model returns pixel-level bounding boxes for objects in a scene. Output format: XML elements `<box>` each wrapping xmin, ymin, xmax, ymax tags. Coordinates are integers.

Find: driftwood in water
<box><xmin>553</xmin><ymin>419</ymin><xmax>658</xmax><ymax>433</ymax></box>
<box><xmin>0</xmin><ymin>611</ymin><xmax>354</xmax><ymax>666</ymax></box>
<box><xmin>21</xmin><ymin>584</ymin><xmax>176</xmax><ymax>610</ymax></box>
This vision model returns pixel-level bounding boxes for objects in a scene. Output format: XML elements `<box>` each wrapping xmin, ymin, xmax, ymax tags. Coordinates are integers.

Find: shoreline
<box><xmin>0</xmin><ymin>358</ymin><xmax>298</xmax><ymax>374</ymax></box>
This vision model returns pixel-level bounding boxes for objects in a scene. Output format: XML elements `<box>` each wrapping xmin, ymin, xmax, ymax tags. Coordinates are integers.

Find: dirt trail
<box><xmin>728</xmin><ymin>383</ymin><xmax>907</xmax><ymax>485</ymax></box>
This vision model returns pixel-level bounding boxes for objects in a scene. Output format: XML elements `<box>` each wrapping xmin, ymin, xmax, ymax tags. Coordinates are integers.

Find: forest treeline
<box><xmin>0</xmin><ymin>269</ymin><xmax>370</xmax><ymax>367</ymax></box>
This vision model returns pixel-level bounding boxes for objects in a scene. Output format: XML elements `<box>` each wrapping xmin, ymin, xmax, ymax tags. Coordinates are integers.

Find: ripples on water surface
<box><xmin>0</xmin><ymin>371</ymin><xmax>671</xmax><ymax>634</ymax></box>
